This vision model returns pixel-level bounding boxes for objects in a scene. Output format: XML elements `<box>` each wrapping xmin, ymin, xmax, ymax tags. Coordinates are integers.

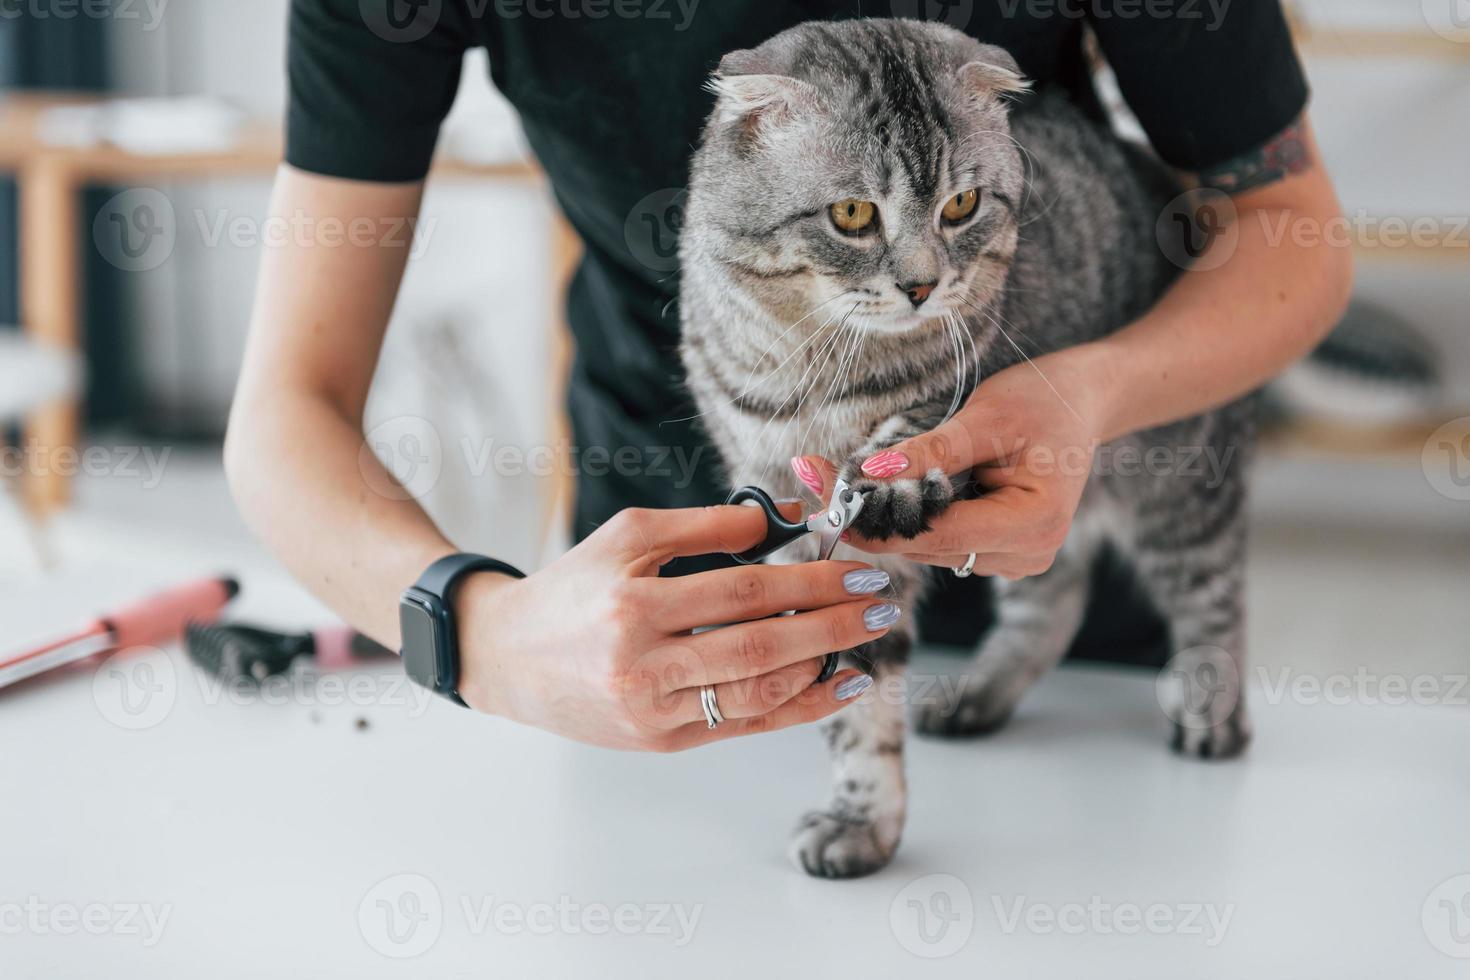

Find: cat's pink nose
<box><xmin>899</xmin><ymin>280</ymin><xmax>937</xmax><ymax>308</ymax></box>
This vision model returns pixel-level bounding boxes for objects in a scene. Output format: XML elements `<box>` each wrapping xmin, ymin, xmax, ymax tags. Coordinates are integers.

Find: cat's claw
<box><xmin>788</xmin><ymin>810</ymin><xmax>901</xmax><ymax>879</ymax></box>
<box><xmin>842</xmin><ymin>464</ymin><xmax>953</xmax><ymax>541</ymax></box>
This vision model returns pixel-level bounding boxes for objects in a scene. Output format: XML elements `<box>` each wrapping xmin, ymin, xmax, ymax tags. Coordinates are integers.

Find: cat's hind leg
<box><xmin>1134</xmin><ymin>514</ymin><xmax>1251</xmax><ymax>760</ymax></box>
<box><xmin>913</xmin><ymin>546</ymin><xmax>1091</xmax><ymax>738</ymax></box>
<box><xmin>789</xmin><ymin>628</ymin><xmax>910</xmax><ymax>878</ymax></box>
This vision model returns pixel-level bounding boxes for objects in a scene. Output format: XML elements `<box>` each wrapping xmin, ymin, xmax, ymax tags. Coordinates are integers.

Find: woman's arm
<box><xmin>1087</xmin><ymin>118</ymin><xmax>1354</xmax><ymax>441</ymax></box>
<box><xmin>225</xmin><ymin>166</ymin><xmax>455</xmax><ymax>644</ymax></box>
<box><xmin>226</xmin><ymin>166</ymin><xmax>889</xmax><ymax>748</ymax></box>
<box><xmin>795</xmin><ymin>116</ymin><xmax>1353</xmax><ymax>578</ymax></box>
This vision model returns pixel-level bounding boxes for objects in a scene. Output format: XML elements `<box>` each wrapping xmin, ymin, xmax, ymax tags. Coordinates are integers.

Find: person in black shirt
<box><xmin>226</xmin><ymin>1</ymin><xmax>1351</xmax><ymax>750</ymax></box>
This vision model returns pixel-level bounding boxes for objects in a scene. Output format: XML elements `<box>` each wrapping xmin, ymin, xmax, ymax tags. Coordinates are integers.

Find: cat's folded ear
<box><xmin>955</xmin><ymin>45</ymin><xmax>1031</xmax><ymax>107</ymax></box>
<box><xmin>707</xmin><ymin>50</ymin><xmax>819</xmax><ymax>139</ymax></box>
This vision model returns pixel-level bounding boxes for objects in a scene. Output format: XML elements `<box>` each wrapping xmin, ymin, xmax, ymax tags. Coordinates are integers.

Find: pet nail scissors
<box><xmin>726</xmin><ymin>479</ymin><xmax>867</xmax><ymax>684</ymax></box>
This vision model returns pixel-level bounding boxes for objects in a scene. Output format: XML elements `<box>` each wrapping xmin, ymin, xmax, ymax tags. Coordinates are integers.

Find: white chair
<box><xmin>0</xmin><ymin>330</ymin><xmax>80</xmax><ymax>569</ymax></box>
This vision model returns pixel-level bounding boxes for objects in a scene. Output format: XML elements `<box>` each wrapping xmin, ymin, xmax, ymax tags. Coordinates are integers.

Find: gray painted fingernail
<box><xmin>835</xmin><ymin>675</ymin><xmax>873</xmax><ymax>701</ymax></box>
<box><xmin>843</xmin><ymin>569</ymin><xmax>890</xmax><ymax>595</ymax></box>
<box><xmin>863</xmin><ymin>602</ymin><xmax>901</xmax><ymax>631</ymax></box>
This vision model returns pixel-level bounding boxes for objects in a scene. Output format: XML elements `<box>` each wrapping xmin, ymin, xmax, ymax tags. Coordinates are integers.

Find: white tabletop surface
<box><xmin>3</xmin><ymin>598</ymin><xmax>1468</xmax><ymax>980</ymax></box>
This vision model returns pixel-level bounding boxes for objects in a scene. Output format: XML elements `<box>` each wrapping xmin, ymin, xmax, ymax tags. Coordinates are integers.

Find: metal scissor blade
<box><xmin>811</xmin><ymin>478</ymin><xmax>865</xmax><ymax>561</ymax></box>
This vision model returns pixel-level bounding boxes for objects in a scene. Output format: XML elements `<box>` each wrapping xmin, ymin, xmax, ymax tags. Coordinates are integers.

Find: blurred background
<box><xmin>0</xmin><ymin>0</ymin><xmax>1466</xmax><ymax>675</ymax></box>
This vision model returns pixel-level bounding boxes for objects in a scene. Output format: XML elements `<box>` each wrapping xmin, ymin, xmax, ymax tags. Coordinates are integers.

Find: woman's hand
<box><xmin>795</xmin><ymin>347</ymin><xmax>1109</xmax><ymax>580</ymax></box>
<box><xmin>455</xmin><ymin>504</ymin><xmax>897</xmax><ymax>751</ymax></box>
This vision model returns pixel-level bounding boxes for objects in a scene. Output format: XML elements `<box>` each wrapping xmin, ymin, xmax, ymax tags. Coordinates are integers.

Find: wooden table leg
<box><xmin>18</xmin><ymin>157</ymin><xmax>81</xmax><ymax>515</ymax></box>
<box><xmin>540</xmin><ymin>207</ymin><xmax>582</xmax><ymax>545</ymax></box>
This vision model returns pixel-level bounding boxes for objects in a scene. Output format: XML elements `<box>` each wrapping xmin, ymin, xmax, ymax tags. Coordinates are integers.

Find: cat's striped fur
<box><xmin>680</xmin><ymin>19</ymin><xmax>1254</xmax><ymax>878</ymax></box>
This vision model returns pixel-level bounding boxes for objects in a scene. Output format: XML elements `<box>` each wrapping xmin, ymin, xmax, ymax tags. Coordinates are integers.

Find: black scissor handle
<box><xmin>727</xmin><ymin>485</ymin><xmax>841</xmax><ymax>686</ymax></box>
<box><xmin>728</xmin><ymin>485</ymin><xmax>811</xmax><ymax>564</ymax></box>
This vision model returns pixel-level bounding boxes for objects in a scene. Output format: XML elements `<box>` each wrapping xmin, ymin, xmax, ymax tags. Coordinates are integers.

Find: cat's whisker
<box><xmin>958</xmin><ymin>297</ymin><xmax>1085</xmax><ymax>425</ymax></box>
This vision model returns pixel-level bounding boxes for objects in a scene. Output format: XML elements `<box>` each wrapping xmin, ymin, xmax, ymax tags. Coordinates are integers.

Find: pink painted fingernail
<box><xmin>790</xmin><ymin>456</ymin><xmax>823</xmax><ymax>496</ymax></box>
<box><xmin>861</xmin><ymin>450</ymin><xmax>909</xmax><ymax>479</ymax></box>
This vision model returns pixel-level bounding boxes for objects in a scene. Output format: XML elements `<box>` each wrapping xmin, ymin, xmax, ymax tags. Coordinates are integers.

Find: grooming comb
<box><xmin>184</xmin><ymin>622</ymin><xmax>391</xmax><ymax>683</ymax></box>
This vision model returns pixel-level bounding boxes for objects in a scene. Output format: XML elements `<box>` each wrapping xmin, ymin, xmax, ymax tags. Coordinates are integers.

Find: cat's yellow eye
<box><xmin>830</xmin><ymin>199</ymin><xmax>877</xmax><ymax>235</ymax></box>
<box><xmin>941</xmin><ymin>189</ymin><xmax>980</xmax><ymax>225</ymax></box>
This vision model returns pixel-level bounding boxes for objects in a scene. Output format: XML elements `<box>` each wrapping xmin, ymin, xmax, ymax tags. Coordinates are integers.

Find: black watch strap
<box><xmin>418</xmin><ymin>554</ymin><xmax>527</xmax><ymax>597</ymax></box>
<box><xmin>404</xmin><ymin>553</ymin><xmax>526</xmax><ymax>707</ymax></box>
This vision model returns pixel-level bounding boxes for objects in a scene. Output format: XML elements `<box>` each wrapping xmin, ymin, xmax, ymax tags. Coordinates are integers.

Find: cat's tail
<box><xmin>1267</xmin><ymin>297</ymin><xmax>1441</xmax><ymax>426</ymax></box>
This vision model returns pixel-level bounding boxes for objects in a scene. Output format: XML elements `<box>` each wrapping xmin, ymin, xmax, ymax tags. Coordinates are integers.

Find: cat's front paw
<box><xmin>841</xmin><ymin>461</ymin><xmax>953</xmax><ymax>541</ymax></box>
<box><xmin>1169</xmin><ymin>710</ymin><xmax>1252</xmax><ymax>760</ymax></box>
<box><xmin>789</xmin><ymin>809</ymin><xmax>901</xmax><ymax>878</ymax></box>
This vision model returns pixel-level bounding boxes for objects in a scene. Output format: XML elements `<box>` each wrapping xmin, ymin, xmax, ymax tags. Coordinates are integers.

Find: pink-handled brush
<box><xmin>0</xmin><ymin>576</ymin><xmax>239</xmax><ymax>691</ymax></box>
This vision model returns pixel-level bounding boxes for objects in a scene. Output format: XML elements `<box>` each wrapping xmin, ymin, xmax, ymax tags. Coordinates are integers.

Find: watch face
<box><xmin>400</xmin><ymin>594</ymin><xmax>442</xmax><ymax>690</ymax></box>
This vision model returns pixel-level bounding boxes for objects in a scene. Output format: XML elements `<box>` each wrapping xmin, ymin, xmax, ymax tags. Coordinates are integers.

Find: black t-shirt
<box><xmin>287</xmin><ymin>0</ymin><xmax>1308</xmax><ymax>541</ymax></box>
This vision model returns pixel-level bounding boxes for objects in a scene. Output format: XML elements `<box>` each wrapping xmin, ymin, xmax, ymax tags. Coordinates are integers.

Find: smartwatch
<box><xmin>399</xmin><ymin>553</ymin><xmax>526</xmax><ymax>707</ymax></box>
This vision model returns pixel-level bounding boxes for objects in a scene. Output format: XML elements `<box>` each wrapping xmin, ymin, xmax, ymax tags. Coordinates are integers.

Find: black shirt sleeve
<box><xmin>286</xmin><ymin>0</ymin><xmax>471</xmax><ymax>182</ymax></box>
<box><xmin>1087</xmin><ymin>0</ymin><xmax>1309</xmax><ymax>172</ymax></box>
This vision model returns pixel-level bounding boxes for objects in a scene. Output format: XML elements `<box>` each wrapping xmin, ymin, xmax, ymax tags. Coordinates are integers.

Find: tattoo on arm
<box><xmin>1199</xmin><ymin>116</ymin><xmax>1312</xmax><ymax>195</ymax></box>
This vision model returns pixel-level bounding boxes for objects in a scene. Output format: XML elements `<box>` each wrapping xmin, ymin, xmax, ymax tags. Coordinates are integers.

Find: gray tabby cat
<box><xmin>679</xmin><ymin>18</ymin><xmax>1253</xmax><ymax>878</ymax></box>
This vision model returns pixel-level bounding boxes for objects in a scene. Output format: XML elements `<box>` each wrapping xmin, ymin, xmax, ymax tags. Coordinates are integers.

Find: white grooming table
<box><xmin>1</xmin><ymin>565</ymin><xmax>1466</xmax><ymax>978</ymax></box>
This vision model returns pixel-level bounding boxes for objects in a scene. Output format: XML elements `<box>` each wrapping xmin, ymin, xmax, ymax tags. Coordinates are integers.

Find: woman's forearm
<box><xmin>1085</xmin><ymin>121</ymin><xmax>1355</xmax><ymax>442</ymax></box>
<box><xmin>224</xmin><ymin>390</ymin><xmax>461</xmax><ymax>648</ymax></box>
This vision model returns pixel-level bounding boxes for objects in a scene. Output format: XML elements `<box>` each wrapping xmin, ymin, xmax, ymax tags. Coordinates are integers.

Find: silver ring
<box><xmin>700</xmin><ymin>685</ymin><xmax>724</xmax><ymax>729</ymax></box>
<box><xmin>953</xmin><ymin>553</ymin><xmax>977</xmax><ymax>578</ymax></box>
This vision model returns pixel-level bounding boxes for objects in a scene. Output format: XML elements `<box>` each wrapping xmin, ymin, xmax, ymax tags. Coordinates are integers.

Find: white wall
<box><xmin>106</xmin><ymin>0</ymin><xmax>556</xmax><ymax>566</ymax></box>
